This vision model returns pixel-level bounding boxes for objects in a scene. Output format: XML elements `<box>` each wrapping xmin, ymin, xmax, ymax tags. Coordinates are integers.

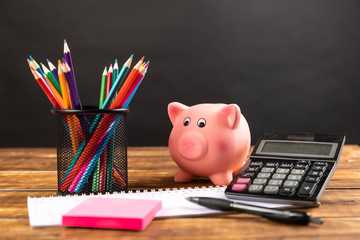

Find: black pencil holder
<box><xmin>51</xmin><ymin>107</ymin><xmax>129</xmax><ymax>195</ymax></box>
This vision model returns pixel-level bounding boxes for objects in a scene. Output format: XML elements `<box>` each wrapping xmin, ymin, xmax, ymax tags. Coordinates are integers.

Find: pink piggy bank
<box><xmin>168</xmin><ymin>102</ymin><xmax>251</xmax><ymax>186</ymax></box>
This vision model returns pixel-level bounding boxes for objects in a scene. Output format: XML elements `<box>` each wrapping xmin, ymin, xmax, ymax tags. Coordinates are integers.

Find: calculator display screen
<box><xmin>256</xmin><ymin>140</ymin><xmax>337</xmax><ymax>158</ymax></box>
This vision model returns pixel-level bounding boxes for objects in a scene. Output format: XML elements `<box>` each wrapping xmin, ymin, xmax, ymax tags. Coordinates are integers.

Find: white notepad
<box><xmin>27</xmin><ymin>186</ymin><xmax>294</xmax><ymax>227</ymax></box>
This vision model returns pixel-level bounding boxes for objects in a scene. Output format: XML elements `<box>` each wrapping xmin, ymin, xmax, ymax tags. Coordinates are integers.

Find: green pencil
<box><xmin>98</xmin><ymin>67</ymin><xmax>108</xmax><ymax>108</ymax></box>
<box><xmin>41</xmin><ymin>63</ymin><xmax>62</xmax><ymax>96</ymax></box>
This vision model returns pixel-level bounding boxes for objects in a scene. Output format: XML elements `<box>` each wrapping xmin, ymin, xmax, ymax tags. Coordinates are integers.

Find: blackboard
<box><xmin>1</xmin><ymin>0</ymin><xmax>359</xmax><ymax>147</ymax></box>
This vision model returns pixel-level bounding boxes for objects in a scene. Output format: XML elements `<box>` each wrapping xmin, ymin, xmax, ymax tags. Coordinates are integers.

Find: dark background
<box><xmin>1</xmin><ymin>0</ymin><xmax>359</xmax><ymax>147</ymax></box>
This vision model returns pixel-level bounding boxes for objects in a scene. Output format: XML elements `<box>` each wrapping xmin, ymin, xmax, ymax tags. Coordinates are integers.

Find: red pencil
<box><xmin>106</xmin><ymin>64</ymin><xmax>113</xmax><ymax>96</ymax></box>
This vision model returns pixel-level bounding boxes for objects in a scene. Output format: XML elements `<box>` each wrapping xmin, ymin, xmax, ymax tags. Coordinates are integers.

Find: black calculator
<box><xmin>225</xmin><ymin>132</ymin><xmax>345</xmax><ymax>206</ymax></box>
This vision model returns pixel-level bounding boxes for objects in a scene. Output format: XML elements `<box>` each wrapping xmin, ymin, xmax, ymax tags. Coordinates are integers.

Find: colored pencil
<box><xmin>64</xmin><ymin>40</ymin><xmax>82</xmax><ymax>109</ymax></box>
<box><xmin>99</xmin><ymin>67</ymin><xmax>107</xmax><ymax>108</ymax></box>
<box><xmin>58</xmin><ymin>60</ymin><xmax>72</xmax><ymax>109</ymax></box>
<box><xmin>41</xmin><ymin>63</ymin><xmax>62</xmax><ymax>95</ymax></box>
<box><xmin>47</xmin><ymin>59</ymin><xmax>60</xmax><ymax>85</ymax></box>
<box><xmin>110</xmin><ymin>57</ymin><xmax>144</xmax><ymax>109</ymax></box>
<box><xmin>29</xmin><ymin>56</ymin><xmax>50</xmax><ymax>86</ymax></box>
<box><xmin>62</xmin><ymin>60</ymin><xmax>78</xmax><ymax>110</ymax></box>
<box><xmin>106</xmin><ymin>64</ymin><xmax>113</xmax><ymax>96</ymax></box>
<box><xmin>101</xmin><ymin>54</ymin><xmax>133</xmax><ymax>109</ymax></box>
<box><xmin>112</xmin><ymin>59</ymin><xmax>119</xmax><ymax>86</ymax></box>
<box><xmin>29</xmin><ymin>65</ymin><xmax>64</xmax><ymax>109</ymax></box>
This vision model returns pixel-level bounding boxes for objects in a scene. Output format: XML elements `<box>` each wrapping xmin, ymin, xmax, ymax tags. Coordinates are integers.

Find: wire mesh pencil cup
<box><xmin>51</xmin><ymin>107</ymin><xmax>129</xmax><ymax>195</ymax></box>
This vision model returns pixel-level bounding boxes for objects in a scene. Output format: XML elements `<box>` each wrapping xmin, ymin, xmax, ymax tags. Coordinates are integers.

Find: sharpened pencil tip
<box><xmin>29</xmin><ymin>55</ymin><xmax>34</xmax><ymax>61</ymax></box>
<box><xmin>130</xmin><ymin>54</ymin><xmax>134</xmax><ymax>59</ymax></box>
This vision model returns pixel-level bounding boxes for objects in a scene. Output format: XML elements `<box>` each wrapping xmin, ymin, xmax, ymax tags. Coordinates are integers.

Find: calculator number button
<box><xmin>264</xmin><ymin>185</ymin><xmax>279</xmax><ymax>194</ymax></box>
<box><xmin>291</xmin><ymin>169</ymin><xmax>305</xmax><ymax>175</ymax></box>
<box><xmin>272</xmin><ymin>173</ymin><xmax>287</xmax><ymax>180</ymax></box>
<box><xmin>257</xmin><ymin>173</ymin><xmax>271</xmax><ymax>179</ymax></box>
<box><xmin>287</xmin><ymin>174</ymin><xmax>302</xmax><ymax>181</ymax></box>
<box><xmin>248</xmin><ymin>184</ymin><xmax>264</xmax><ymax>193</ymax></box>
<box><xmin>253</xmin><ymin>178</ymin><xmax>267</xmax><ymax>185</ymax></box>
<box><xmin>283</xmin><ymin>180</ymin><xmax>298</xmax><ymax>188</ymax></box>
<box><xmin>268</xmin><ymin>179</ymin><xmax>283</xmax><ymax>186</ymax></box>
<box><xmin>276</xmin><ymin>168</ymin><xmax>290</xmax><ymax>174</ymax></box>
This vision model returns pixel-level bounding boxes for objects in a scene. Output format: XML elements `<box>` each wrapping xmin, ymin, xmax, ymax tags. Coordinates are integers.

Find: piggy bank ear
<box><xmin>168</xmin><ymin>102</ymin><xmax>189</xmax><ymax>125</ymax></box>
<box><xmin>219</xmin><ymin>104</ymin><xmax>241</xmax><ymax>129</ymax></box>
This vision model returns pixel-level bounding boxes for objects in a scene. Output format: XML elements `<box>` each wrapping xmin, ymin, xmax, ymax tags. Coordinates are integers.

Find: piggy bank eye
<box><xmin>197</xmin><ymin>118</ymin><xmax>206</xmax><ymax>128</ymax></box>
<box><xmin>183</xmin><ymin>117</ymin><xmax>191</xmax><ymax>126</ymax></box>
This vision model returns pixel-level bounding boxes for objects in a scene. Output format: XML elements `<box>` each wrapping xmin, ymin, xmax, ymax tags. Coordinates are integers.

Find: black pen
<box><xmin>186</xmin><ymin>197</ymin><xmax>323</xmax><ymax>225</ymax></box>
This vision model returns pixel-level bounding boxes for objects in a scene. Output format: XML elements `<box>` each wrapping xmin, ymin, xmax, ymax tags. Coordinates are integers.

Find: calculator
<box><xmin>225</xmin><ymin>132</ymin><xmax>345</xmax><ymax>206</ymax></box>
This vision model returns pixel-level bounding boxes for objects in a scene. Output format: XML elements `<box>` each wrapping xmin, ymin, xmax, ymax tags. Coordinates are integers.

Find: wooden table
<box><xmin>1</xmin><ymin>146</ymin><xmax>360</xmax><ymax>239</ymax></box>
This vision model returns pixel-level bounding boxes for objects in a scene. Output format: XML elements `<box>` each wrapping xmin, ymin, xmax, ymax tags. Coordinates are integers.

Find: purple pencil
<box><xmin>61</xmin><ymin>60</ymin><xmax>77</xmax><ymax>110</ymax></box>
<box><xmin>64</xmin><ymin>40</ymin><xmax>82</xmax><ymax>109</ymax></box>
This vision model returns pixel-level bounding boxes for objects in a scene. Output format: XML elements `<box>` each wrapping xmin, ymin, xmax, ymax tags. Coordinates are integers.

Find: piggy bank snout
<box><xmin>178</xmin><ymin>132</ymin><xmax>207</xmax><ymax>161</ymax></box>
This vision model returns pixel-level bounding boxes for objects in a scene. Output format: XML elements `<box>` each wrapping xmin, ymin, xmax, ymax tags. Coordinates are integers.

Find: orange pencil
<box><xmin>110</xmin><ymin>57</ymin><xmax>144</xmax><ymax>109</ymax></box>
<box><xmin>58</xmin><ymin>60</ymin><xmax>72</xmax><ymax>109</ymax></box>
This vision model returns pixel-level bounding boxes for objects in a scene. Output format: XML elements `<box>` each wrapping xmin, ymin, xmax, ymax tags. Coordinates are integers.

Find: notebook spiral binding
<box><xmin>35</xmin><ymin>185</ymin><xmax>227</xmax><ymax>200</ymax></box>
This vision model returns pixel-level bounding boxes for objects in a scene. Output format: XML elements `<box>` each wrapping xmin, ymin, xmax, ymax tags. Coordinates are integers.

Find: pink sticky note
<box><xmin>62</xmin><ymin>198</ymin><xmax>162</xmax><ymax>230</ymax></box>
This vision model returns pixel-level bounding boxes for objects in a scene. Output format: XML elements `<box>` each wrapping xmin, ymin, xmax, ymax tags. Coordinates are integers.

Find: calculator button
<box><xmin>268</xmin><ymin>179</ymin><xmax>283</xmax><ymax>186</ymax></box>
<box><xmin>245</xmin><ymin>167</ymin><xmax>259</xmax><ymax>172</ymax></box>
<box><xmin>264</xmin><ymin>185</ymin><xmax>279</xmax><ymax>194</ymax></box>
<box><xmin>257</xmin><ymin>173</ymin><xmax>271</xmax><ymax>179</ymax></box>
<box><xmin>253</xmin><ymin>178</ymin><xmax>267</xmax><ymax>185</ymax></box>
<box><xmin>280</xmin><ymin>163</ymin><xmax>293</xmax><ymax>168</ymax></box>
<box><xmin>314</xmin><ymin>162</ymin><xmax>328</xmax><ymax>167</ymax></box>
<box><xmin>232</xmin><ymin>184</ymin><xmax>248</xmax><ymax>192</ymax></box>
<box><xmin>276</xmin><ymin>168</ymin><xmax>290</xmax><ymax>174</ymax></box>
<box><xmin>294</xmin><ymin>164</ymin><xmax>309</xmax><ymax>170</ymax></box>
<box><xmin>308</xmin><ymin>171</ymin><xmax>323</xmax><ymax>178</ymax></box>
<box><xmin>305</xmin><ymin>176</ymin><xmax>320</xmax><ymax>183</ymax></box>
<box><xmin>291</xmin><ymin>169</ymin><xmax>305</xmax><ymax>175</ymax></box>
<box><xmin>272</xmin><ymin>173</ymin><xmax>287</xmax><ymax>180</ymax></box>
<box><xmin>250</xmin><ymin>161</ymin><xmax>263</xmax><ymax>167</ymax></box>
<box><xmin>287</xmin><ymin>174</ymin><xmax>302</xmax><ymax>181</ymax></box>
<box><xmin>265</xmin><ymin>162</ymin><xmax>279</xmax><ymax>168</ymax></box>
<box><xmin>298</xmin><ymin>182</ymin><xmax>317</xmax><ymax>197</ymax></box>
<box><xmin>236</xmin><ymin>178</ymin><xmax>251</xmax><ymax>185</ymax></box>
<box><xmin>248</xmin><ymin>184</ymin><xmax>264</xmax><ymax>193</ymax></box>
<box><xmin>311</xmin><ymin>165</ymin><xmax>326</xmax><ymax>172</ymax></box>
<box><xmin>261</xmin><ymin>167</ymin><xmax>275</xmax><ymax>173</ymax></box>
<box><xmin>297</xmin><ymin>160</ymin><xmax>310</xmax><ymax>165</ymax></box>
<box><xmin>241</xmin><ymin>172</ymin><xmax>255</xmax><ymax>178</ymax></box>
<box><xmin>283</xmin><ymin>180</ymin><xmax>298</xmax><ymax>188</ymax></box>
<box><xmin>280</xmin><ymin>187</ymin><xmax>296</xmax><ymax>196</ymax></box>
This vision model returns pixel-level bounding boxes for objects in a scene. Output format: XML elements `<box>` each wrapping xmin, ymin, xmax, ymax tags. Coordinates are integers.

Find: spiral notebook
<box><xmin>27</xmin><ymin>186</ymin><xmax>294</xmax><ymax>228</ymax></box>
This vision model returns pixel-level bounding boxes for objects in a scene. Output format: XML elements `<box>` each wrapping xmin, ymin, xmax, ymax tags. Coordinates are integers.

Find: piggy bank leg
<box><xmin>209</xmin><ymin>171</ymin><xmax>233</xmax><ymax>186</ymax></box>
<box><xmin>174</xmin><ymin>168</ymin><xmax>196</xmax><ymax>182</ymax></box>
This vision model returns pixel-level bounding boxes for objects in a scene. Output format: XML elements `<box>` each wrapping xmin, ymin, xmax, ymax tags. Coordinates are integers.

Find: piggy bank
<box><xmin>168</xmin><ymin>102</ymin><xmax>251</xmax><ymax>185</ymax></box>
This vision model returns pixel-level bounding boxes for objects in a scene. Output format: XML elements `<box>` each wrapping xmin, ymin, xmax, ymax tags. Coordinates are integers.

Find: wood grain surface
<box><xmin>0</xmin><ymin>145</ymin><xmax>360</xmax><ymax>239</ymax></box>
